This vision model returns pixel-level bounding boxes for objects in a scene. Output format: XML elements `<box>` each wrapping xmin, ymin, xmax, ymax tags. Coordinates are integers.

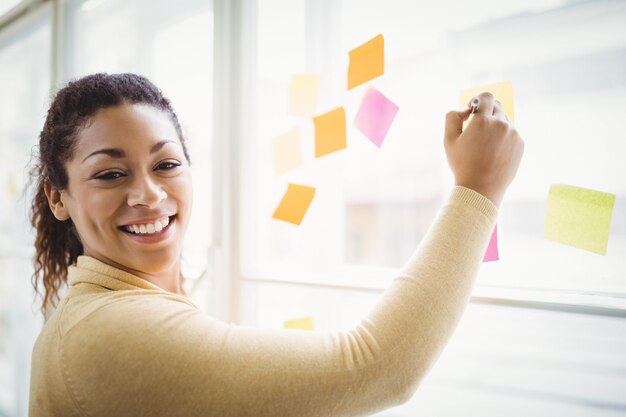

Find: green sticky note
<box><xmin>544</xmin><ymin>184</ymin><xmax>616</xmax><ymax>255</ymax></box>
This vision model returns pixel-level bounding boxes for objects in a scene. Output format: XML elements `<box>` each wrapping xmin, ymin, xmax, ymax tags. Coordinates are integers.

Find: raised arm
<box><xmin>62</xmin><ymin>95</ymin><xmax>523</xmax><ymax>417</ymax></box>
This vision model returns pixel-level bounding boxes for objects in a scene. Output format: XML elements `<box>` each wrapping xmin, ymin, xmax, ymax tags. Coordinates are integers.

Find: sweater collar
<box><xmin>68</xmin><ymin>255</ymin><xmax>175</xmax><ymax>292</ymax></box>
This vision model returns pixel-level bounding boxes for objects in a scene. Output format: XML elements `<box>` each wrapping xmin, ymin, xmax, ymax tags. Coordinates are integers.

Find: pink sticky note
<box><xmin>483</xmin><ymin>225</ymin><xmax>499</xmax><ymax>262</ymax></box>
<box><xmin>353</xmin><ymin>86</ymin><xmax>399</xmax><ymax>148</ymax></box>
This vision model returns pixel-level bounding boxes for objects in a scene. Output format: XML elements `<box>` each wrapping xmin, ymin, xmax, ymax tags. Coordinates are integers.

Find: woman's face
<box><xmin>56</xmin><ymin>103</ymin><xmax>192</xmax><ymax>276</ymax></box>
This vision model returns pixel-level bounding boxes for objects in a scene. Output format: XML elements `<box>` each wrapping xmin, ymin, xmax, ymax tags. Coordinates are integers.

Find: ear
<box><xmin>43</xmin><ymin>179</ymin><xmax>71</xmax><ymax>221</ymax></box>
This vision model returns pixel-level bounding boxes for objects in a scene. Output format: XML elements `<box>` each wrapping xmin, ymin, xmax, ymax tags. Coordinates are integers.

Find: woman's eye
<box><xmin>93</xmin><ymin>162</ymin><xmax>179</xmax><ymax>180</ymax></box>
<box><xmin>95</xmin><ymin>171</ymin><xmax>125</xmax><ymax>180</ymax></box>
<box><xmin>157</xmin><ymin>161</ymin><xmax>181</xmax><ymax>170</ymax></box>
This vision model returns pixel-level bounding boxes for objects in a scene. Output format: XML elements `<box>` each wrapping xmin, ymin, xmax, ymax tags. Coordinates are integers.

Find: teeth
<box><xmin>123</xmin><ymin>216</ymin><xmax>172</xmax><ymax>235</ymax></box>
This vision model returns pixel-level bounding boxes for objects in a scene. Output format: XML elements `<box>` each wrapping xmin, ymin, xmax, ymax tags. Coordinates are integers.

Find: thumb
<box><xmin>444</xmin><ymin>108</ymin><xmax>471</xmax><ymax>144</ymax></box>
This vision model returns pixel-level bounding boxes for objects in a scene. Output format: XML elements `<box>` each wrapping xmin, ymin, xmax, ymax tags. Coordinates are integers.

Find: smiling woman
<box><xmin>49</xmin><ymin>103</ymin><xmax>192</xmax><ymax>292</ymax></box>
<box><xmin>27</xmin><ymin>72</ymin><xmax>524</xmax><ymax>417</ymax></box>
<box><xmin>29</xmin><ymin>72</ymin><xmax>193</xmax><ymax>316</ymax></box>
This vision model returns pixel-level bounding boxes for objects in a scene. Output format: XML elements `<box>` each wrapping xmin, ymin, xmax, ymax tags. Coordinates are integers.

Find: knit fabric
<box><xmin>29</xmin><ymin>186</ymin><xmax>497</xmax><ymax>417</ymax></box>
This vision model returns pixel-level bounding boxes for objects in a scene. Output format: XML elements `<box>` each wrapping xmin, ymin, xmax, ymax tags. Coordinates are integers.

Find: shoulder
<box><xmin>62</xmin><ymin>291</ymin><xmax>225</xmax><ymax>351</ymax></box>
<box><xmin>57</xmin><ymin>292</ymin><xmax>229</xmax><ymax>415</ymax></box>
<box><xmin>59</xmin><ymin>291</ymin><xmax>230</xmax><ymax>379</ymax></box>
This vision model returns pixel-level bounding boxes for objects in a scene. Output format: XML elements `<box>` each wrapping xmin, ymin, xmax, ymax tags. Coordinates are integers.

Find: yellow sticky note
<box><xmin>288</xmin><ymin>74</ymin><xmax>320</xmax><ymax>117</ymax></box>
<box><xmin>273</xmin><ymin>129</ymin><xmax>303</xmax><ymax>175</ymax></box>
<box><xmin>348</xmin><ymin>34</ymin><xmax>384</xmax><ymax>90</ymax></box>
<box><xmin>313</xmin><ymin>107</ymin><xmax>346</xmax><ymax>158</ymax></box>
<box><xmin>460</xmin><ymin>81</ymin><xmax>514</xmax><ymax>123</ymax></box>
<box><xmin>6</xmin><ymin>172</ymin><xmax>17</xmax><ymax>197</ymax></box>
<box><xmin>272</xmin><ymin>183</ymin><xmax>316</xmax><ymax>225</ymax></box>
<box><xmin>544</xmin><ymin>184</ymin><xmax>616</xmax><ymax>255</ymax></box>
<box><xmin>284</xmin><ymin>316</ymin><xmax>314</xmax><ymax>330</ymax></box>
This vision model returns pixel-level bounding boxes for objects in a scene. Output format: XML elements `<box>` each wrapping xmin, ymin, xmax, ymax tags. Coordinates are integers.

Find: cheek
<box><xmin>169</xmin><ymin>172</ymin><xmax>193</xmax><ymax>208</ymax></box>
<box><xmin>72</xmin><ymin>189</ymin><xmax>122</xmax><ymax>228</ymax></box>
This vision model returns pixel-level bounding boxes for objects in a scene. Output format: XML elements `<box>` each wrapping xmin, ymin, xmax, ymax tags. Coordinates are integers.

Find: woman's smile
<box><xmin>118</xmin><ymin>214</ymin><xmax>177</xmax><ymax>244</ymax></box>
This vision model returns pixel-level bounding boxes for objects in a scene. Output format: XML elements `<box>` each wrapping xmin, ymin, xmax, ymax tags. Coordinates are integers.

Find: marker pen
<box><xmin>470</xmin><ymin>97</ymin><xmax>480</xmax><ymax>114</ymax></box>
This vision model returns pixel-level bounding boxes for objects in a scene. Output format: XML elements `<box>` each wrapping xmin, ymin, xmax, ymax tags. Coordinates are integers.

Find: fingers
<box><xmin>444</xmin><ymin>108</ymin><xmax>472</xmax><ymax>144</ymax></box>
<box><xmin>468</xmin><ymin>92</ymin><xmax>511</xmax><ymax>123</ymax></box>
<box><xmin>492</xmin><ymin>100</ymin><xmax>508</xmax><ymax>122</ymax></box>
<box><xmin>469</xmin><ymin>92</ymin><xmax>496</xmax><ymax>118</ymax></box>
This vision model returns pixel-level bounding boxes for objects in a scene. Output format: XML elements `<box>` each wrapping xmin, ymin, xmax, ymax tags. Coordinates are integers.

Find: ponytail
<box><xmin>30</xmin><ymin>175</ymin><xmax>83</xmax><ymax>319</ymax></box>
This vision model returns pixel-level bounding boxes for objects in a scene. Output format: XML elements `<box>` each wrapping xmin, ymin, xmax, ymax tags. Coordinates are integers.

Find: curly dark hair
<box><xmin>29</xmin><ymin>72</ymin><xmax>191</xmax><ymax>319</ymax></box>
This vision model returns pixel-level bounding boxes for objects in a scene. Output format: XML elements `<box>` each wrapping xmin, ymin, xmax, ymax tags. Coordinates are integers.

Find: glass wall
<box><xmin>248</xmin><ymin>0</ymin><xmax>626</xmax><ymax>294</ymax></box>
<box><xmin>1</xmin><ymin>0</ymin><xmax>625</xmax><ymax>416</ymax></box>
<box><xmin>243</xmin><ymin>0</ymin><xmax>626</xmax><ymax>415</ymax></box>
<box><xmin>0</xmin><ymin>5</ymin><xmax>50</xmax><ymax>416</ymax></box>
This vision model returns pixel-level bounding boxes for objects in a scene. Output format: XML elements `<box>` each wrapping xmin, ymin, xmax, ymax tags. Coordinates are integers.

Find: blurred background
<box><xmin>1</xmin><ymin>0</ymin><xmax>625</xmax><ymax>416</ymax></box>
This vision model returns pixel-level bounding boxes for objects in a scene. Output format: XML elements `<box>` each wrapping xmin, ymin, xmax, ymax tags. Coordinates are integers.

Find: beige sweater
<box><xmin>29</xmin><ymin>186</ymin><xmax>497</xmax><ymax>417</ymax></box>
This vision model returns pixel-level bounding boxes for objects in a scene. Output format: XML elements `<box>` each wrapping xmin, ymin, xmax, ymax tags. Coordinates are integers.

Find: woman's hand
<box><xmin>444</xmin><ymin>92</ymin><xmax>525</xmax><ymax>207</ymax></box>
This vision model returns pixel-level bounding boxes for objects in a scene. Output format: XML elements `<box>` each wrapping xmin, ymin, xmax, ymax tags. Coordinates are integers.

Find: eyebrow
<box><xmin>81</xmin><ymin>140</ymin><xmax>179</xmax><ymax>163</ymax></box>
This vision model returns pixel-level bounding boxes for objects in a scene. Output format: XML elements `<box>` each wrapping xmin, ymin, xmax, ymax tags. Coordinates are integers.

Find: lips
<box><xmin>118</xmin><ymin>215</ymin><xmax>177</xmax><ymax>243</ymax></box>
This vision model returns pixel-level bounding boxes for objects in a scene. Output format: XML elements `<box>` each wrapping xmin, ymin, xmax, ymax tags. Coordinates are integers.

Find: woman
<box><xmin>29</xmin><ymin>73</ymin><xmax>523</xmax><ymax>416</ymax></box>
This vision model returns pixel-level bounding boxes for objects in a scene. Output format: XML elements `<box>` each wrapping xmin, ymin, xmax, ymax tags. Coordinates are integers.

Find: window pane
<box><xmin>240</xmin><ymin>282</ymin><xmax>379</xmax><ymax>331</ymax></box>
<box><xmin>339</xmin><ymin>0</ymin><xmax>626</xmax><ymax>295</ymax></box>
<box><xmin>249</xmin><ymin>0</ymin><xmax>626</xmax><ymax>296</ymax></box>
<box><xmin>242</xmin><ymin>281</ymin><xmax>626</xmax><ymax>417</ymax></box>
<box><xmin>384</xmin><ymin>303</ymin><xmax>626</xmax><ymax>417</ymax></box>
<box><xmin>65</xmin><ymin>0</ymin><xmax>215</xmax><ymax>304</ymax></box>
<box><xmin>0</xmin><ymin>11</ymin><xmax>50</xmax><ymax>417</ymax></box>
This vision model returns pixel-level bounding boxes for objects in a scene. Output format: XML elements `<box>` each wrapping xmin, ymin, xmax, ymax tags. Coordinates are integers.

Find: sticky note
<box><xmin>288</xmin><ymin>74</ymin><xmax>320</xmax><ymax>117</ymax></box>
<box><xmin>348</xmin><ymin>34</ymin><xmax>384</xmax><ymax>90</ymax></box>
<box><xmin>460</xmin><ymin>81</ymin><xmax>514</xmax><ymax>123</ymax></box>
<box><xmin>284</xmin><ymin>316</ymin><xmax>314</xmax><ymax>330</ymax></box>
<box><xmin>6</xmin><ymin>172</ymin><xmax>17</xmax><ymax>197</ymax></box>
<box><xmin>483</xmin><ymin>225</ymin><xmax>499</xmax><ymax>262</ymax></box>
<box><xmin>272</xmin><ymin>183</ymin><xmax>316</xmax><ymax>225</ymax></box>
<box><xmin>313</xmin><ymin>107</ymin><xmax>346</xmax><ymax>158</ymax></box>
<box><xmin>354</xmin><ymin>86</ymin><xmax>399</xmax><ymax>148</ymax></box>
<box><xmin>273</xmin><ymin>128</ymin><xmax>303</xmax><ymax>175</ymax></box>
<box><xmin>544</xmin><ymin>184</ymin><xmax>616</xmax><ymax>255</ymax></box>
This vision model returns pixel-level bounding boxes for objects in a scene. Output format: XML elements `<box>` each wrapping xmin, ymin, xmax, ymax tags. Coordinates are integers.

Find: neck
<box><xmin>141</xmin><ymin>270</ymin><xmax>183</xmax><ymax>295</ymax></box>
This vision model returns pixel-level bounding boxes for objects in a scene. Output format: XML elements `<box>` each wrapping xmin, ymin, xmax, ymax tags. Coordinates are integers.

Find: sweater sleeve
<box><xmin>60</xmin><ymin>186</ymin><xmax>497</xmax><ymax>417</ymax></box>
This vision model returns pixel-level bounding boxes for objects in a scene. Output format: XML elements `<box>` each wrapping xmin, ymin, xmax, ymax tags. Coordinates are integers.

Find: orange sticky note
<box><xmin>313</xmin><ymin>107</ymin><xmax>346</xmax><ymax>158</ymax></box>
<box><xmin>272</xmin><ymin>183</ymin><xmax>316</xmax><ymax>225</ymax></box>
<box><xmin>284</xmin><ymin>316</ymin><xmax>314</xmax><ymax>330</ymax></box>
<box><xmin>273</xmin><ymin>128</ymin><xmax>303</xmax><ymax>175</ymax></box>
<box><xmin>348</xmin><ymin>34</ymin><xmax>384</xmax><ymax>90</ymax></box>
<box><xmin>288</xmin><ymin>74</ymin><xmax>320</xmax><ymax>117</ymax></box>
<box><xmin>460</xmin><ymin>81</ymin><xmax>514</xmax><ymax>123</ymax></box>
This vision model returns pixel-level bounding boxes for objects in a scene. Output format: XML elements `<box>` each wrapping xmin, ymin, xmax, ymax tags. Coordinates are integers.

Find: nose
<box><xmin>127</xmin><ymin>175</ymin><xmax>167</xmax><ymax>208</ymax></box>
